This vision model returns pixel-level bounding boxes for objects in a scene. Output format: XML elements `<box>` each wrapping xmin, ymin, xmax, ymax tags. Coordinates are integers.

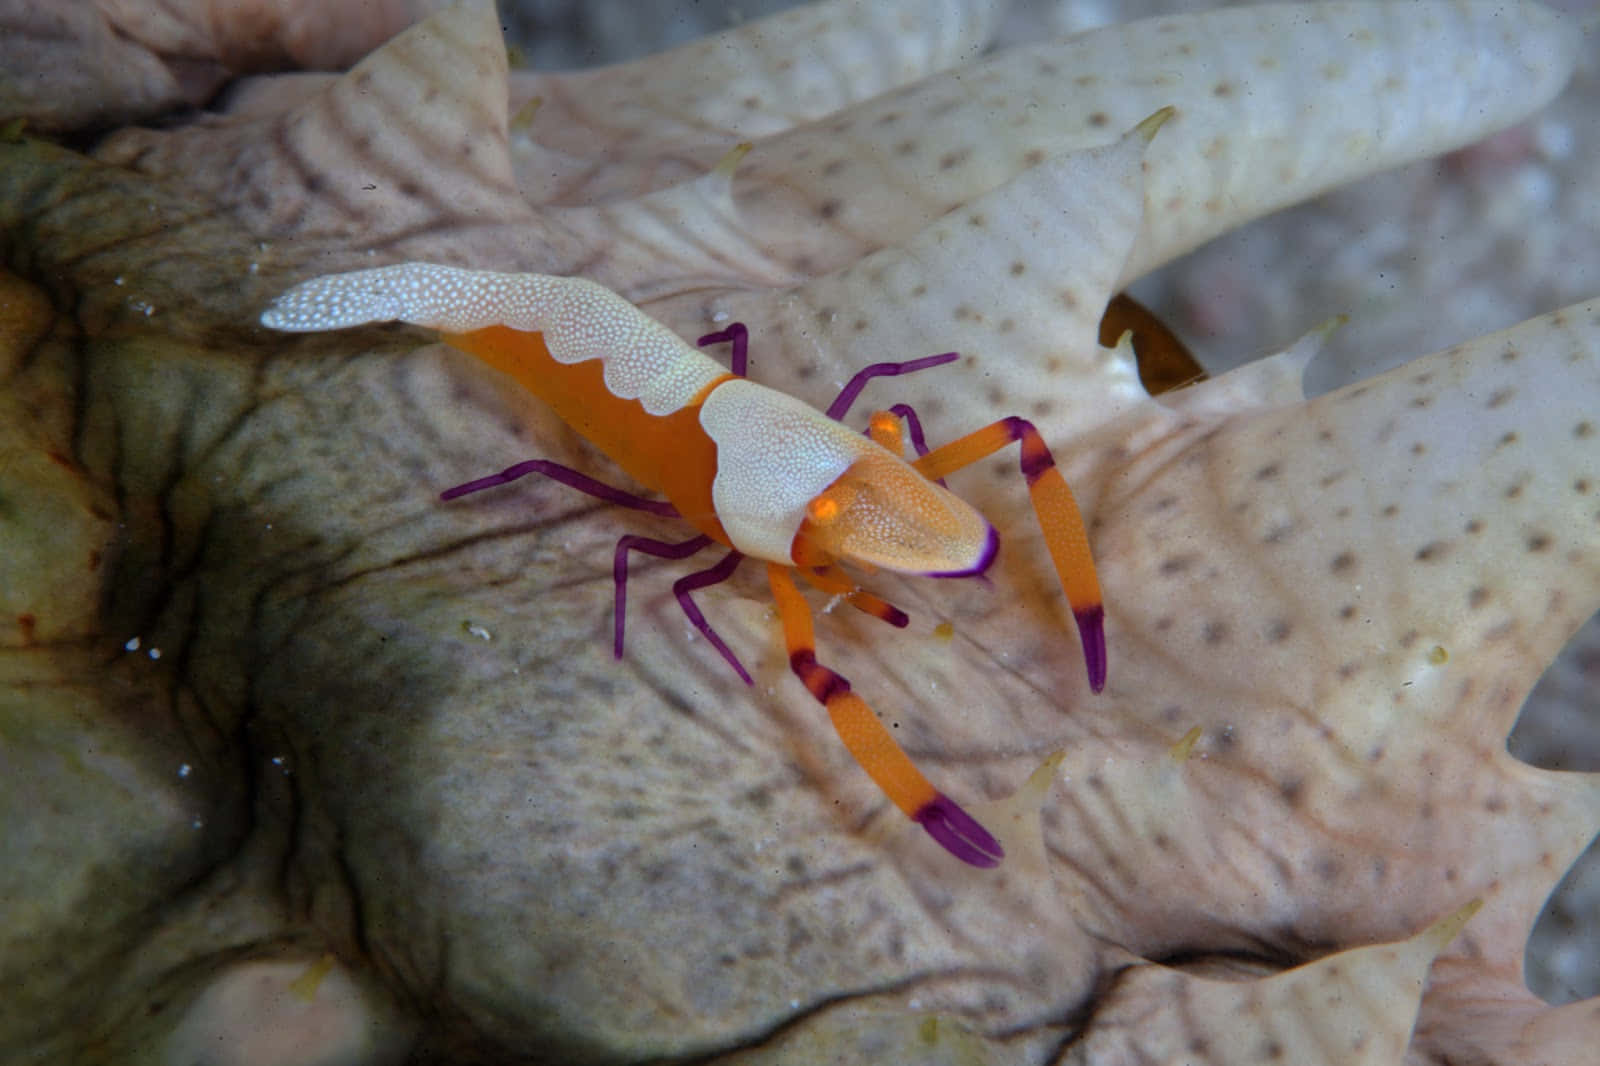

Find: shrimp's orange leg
<box><xmin>768</xmin><ymin>563</ymin><xmax>1003</xmax><ymax>868</ymax></box>
<box><xmin>798</xmin><ymin>564</ymin><xmax>908</xmax><ymax>629</ymax></box>
<box><xmin>912</xmin><ymin>416</ymin><xmax>1107</xmax><ymax>692</ymax></box>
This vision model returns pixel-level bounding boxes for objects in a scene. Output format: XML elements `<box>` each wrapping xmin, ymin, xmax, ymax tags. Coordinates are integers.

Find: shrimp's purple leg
<box><xmin>885</xmin><ymin>403</ymin><xmax>935</xmax><ymax>460</ymax></box>
<box><xmin>697</xmin><ymin>323</ymin><xmax>749</xmax><ymax>377</ymax></box>
<box><xmin>825</xmin><ymin>352</ymin><xmax>959</xmax><ymax>422</ymax></box>
<box><xmin>614</xmin><ymin>536</ymin><xmax>751</xmax><ymax>684</ymax></box>
<box><xmin>442</xmin><ymin>459</ymin><xmax>677</xmax><ymax>515</ymax></box>
<box><xmin>671</xmin><ymin>549</ymin><xmax>750</xmax><ymax>683</ymax></box>
<box><xmin>614</xmin><ymin>533</ymin><xmax>712</xmax><ymax>663</ymax></box>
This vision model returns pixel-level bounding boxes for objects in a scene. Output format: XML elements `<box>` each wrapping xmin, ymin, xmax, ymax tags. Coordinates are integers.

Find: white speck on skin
<box><xmin>124</xmin><ymin>636</ymin><xmax>140</xmax><ymax>652</ymax></box>
<box><xmin>178</xmin><ymin>763</ymin><xmax>191</xmax><ymax>778</ymax></box>
<box><xmin>147</xmin><ymin>647</ymin><xmax>161</xmax><ymax>660</ymax></box>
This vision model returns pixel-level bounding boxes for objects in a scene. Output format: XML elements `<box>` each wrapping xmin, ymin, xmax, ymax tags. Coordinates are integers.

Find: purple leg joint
<box><xmin>697</xmin><ymin>323</ymin><xmax>749</xmax><ymax>378</ymax></box>
<box><xmin>914</xmin><ymin>793</ymin><xmax>1004</xmax><ymax>868</ymax></box>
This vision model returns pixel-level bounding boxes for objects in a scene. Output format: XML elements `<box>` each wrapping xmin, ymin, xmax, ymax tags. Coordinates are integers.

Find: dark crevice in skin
<box><xmin>666</xmin><ymin>969</ymin><xmax>1030</xmax><ymax>1066</ymax></box>
<box><xmin>1041</xmin><ymin>957</ymin><xmax>1152</xmax><ymax>1064</ymax></box>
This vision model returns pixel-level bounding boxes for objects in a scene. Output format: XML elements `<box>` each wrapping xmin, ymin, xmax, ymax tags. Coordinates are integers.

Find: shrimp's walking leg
<box><xmin>614</xmin><ymin>534</ymin><xmax>751</xmax><ymax>684</ymax></box>
<box><xmin>670</xmin><ymin>548</ymin><xmax>749</xmax><ymax>683</ymax></box>
<box><xmin>799</xmin><ymin>564</ymin><xmax>909</xmax><ymax>629</ymax></box>
<box><xmin>768</xmin><ymin>563</ymin><xmax>1004</xmax><ymax>868</ymax></box>
<box><xmin>866</xmin><ymin>406</ymin><xmax>944</xmax><ymax>485</ymax></box>
<box><xmin>441</xmin><ymin>459</ymin><xmax>677</xmax><ymax>515</ymax></box>
<box><xmin>696</xmin><ymin>323</ymin><xmax>749</xmax><ymax>377</ymax></box>
<box><xmin>913</xmin><ymin>417</ymin><xmax>1106</xmax><ymax>692</ymax></box>
<box><xmin>824</xmin><ymin>353</ymin><xmax>959</xmax><ymax>421</ymax></box>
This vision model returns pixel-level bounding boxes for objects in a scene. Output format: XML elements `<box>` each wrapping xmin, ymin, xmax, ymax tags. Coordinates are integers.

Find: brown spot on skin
<box><xmin>1330</xmin><ymin>551</ymin><xmax>1356</xmax><ymax>574</ymax></box>
<box><xmin>1465</xmin><ymin>518</ymin><xmax>1484</xmax><ymax>534</ymax></box>
<box><xmin>1023</xmin><ymin>148</ymin><xmax>1046</xmax><ymax>167</ymax></box>
<box><xmin>1415</xmin><ymin>541</ymin><xmax>1447</xmax><ymax>562</ymax></box>
<box><xmin>1059</xmin><ymin>288</ymin><xmax>1079</xmax><ymax>310</ymax></box>
<box><xmin>1338</xmin><ymin>662</ymin><xmax>1360</xmax><ymax>680</ymax></box>
<box><xmin>1505</xmin><ymin>482</ymin><xmax>1524</xmax><ymax>500</ymax></box>
<box><xmin>1484</xmin><ymin>795</ymin><xmax>1506</xmax><ymax>814</ymax></box>
<box><xmin>910</xmin><ymin>284</ymin><xmax>927</xmax><ymax>298</ymax></box>
<box><xmin>1010</xmin><ymin>261</ymin><xmax>1026</xmax><ymax>277</ymax></box>
<box><xmin>1527</xmin><ymin>532</ymin><xmax>1552</xmax><ymax>552</ymax></box>
<box><xmin>1409</xmin><ymin>395</ymin><xmax>1431</xmax><ymax>409</ymax></box>
<box><xmin>966</xmin><ymin>212</ymin><xmax>986</xmax><ymax>228</ymax></box>
<box><xmin>821</xmin><ymin>158</ymin><xmax>847</xmax><ymax>177</ymax></box>
<box><xmin>1213</xmin><ymin>81</ymin><xmax>1234</xmax><ymax>97</ymax></box>
<box><xmin>1255</xmin><ymin>462</ymin><xmax>1281</xmax><ymax>481</ymax></box>
<box><xmin>1399</xmin><ymin>629</ymin><xmax>1419</xmax><ymax>649</ymax></box>
<box><xmin>818</xmin><ymin>199</ymin><xmax>841</xmax><ymax>220</ymax></box>
<box><xmin>1160</xmin><ymin>554</ymin><xmax>1197</xmax><ymax>576</ymax></box>
<box><xmin>1497</xmin><ymin>431</ymin><xmax>1519</xmax><ymax>448</ymax></box>
<box><xmin>1468</xmin><ymin>587</ymin><xmax>1490</xmax><ymax>609</ymax></box>
<box><xmin>1202</xmin><ymin>620</ymin><xmax>1229</xmax><ymax>645</ymax></box>
<box><xmin>1381</xmin><ymin>504</ymin><xmax>1399</xmax><ymax>518</ymax></box>
<box><xmin>1338</xmin><ymin>604</ymin><xmax>1357</xmax><ymax>620</ymax></box>
<box><xmin>1501</xmin><ymin>346</ymin><xmax>1520</xmax><ymax>362</ymax></box>
<box><xmin>873</xmin><ymin>110</ymin><xmax>902</xmax><ymax>127</ymax></box>
<box><xmin>851</xmin><ymin>318</ymin><xmax>868</xmax><ymax>333</ymax></box>
<box><xmin>1266</xmin><ymin>619</ymin><xmax>1292</xmax><ymax>642</ymax></box>
<box><xmin>1576</xmin><ymin>420</ymin><xmax>1595</xmax><ymax>439</ymax></box>
<box><xmin>1154</xmin><ymin>616</ymin><xmax>1175</xmax><ymax>633</ymax></box>
<box><xmin>938</xmin><ymin>148</ymin><xmax>972</xmax><ymax>171</ymax></box>
<box><xmin>1087</xmin><ymin>111</ymin><xmax>1109</xmax><ymax>128</ymax></box>
<box><xmin>1486</xmin><ymin>386</ymin><xmax>1515</xmax><ymax>408</ymax></box>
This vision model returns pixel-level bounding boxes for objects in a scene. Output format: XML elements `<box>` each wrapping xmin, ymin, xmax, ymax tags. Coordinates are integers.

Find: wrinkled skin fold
<box><xmin>0</xmin><ymin>1</ymin><xmax>1597</xmax><ymax>1063</ymax></box>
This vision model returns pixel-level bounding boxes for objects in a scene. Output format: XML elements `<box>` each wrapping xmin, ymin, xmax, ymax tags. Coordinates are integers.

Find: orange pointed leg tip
<box><xmin>913</xmin><ymin>794</ymin><xmax>1004</xmax><ymax>868</ymax></box>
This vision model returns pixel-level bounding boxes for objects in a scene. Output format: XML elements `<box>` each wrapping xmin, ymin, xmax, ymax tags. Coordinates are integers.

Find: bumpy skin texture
<box><xmin>0</xmin><ymin>1</ymin><xmax>1595</xmax><ymax>1064</ymax></box>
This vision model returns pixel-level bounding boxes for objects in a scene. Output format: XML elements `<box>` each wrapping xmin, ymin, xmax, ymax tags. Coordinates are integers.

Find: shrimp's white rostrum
<box><xmin>262</xmin><ymin>263</ymin><xmax>1107</xmax><ymax>867</ymax></box>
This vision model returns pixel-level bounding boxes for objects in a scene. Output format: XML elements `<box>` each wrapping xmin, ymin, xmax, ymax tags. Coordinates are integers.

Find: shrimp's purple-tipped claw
<box><xmin>914</xmin><ymin>793</ymin><xmax>1004</xmax><ymax>868</ymax></box>
<box><xmin>1075</xmin><ymin>605</ymin><xmax>1107</xmax><ymax>693</ymax></box>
